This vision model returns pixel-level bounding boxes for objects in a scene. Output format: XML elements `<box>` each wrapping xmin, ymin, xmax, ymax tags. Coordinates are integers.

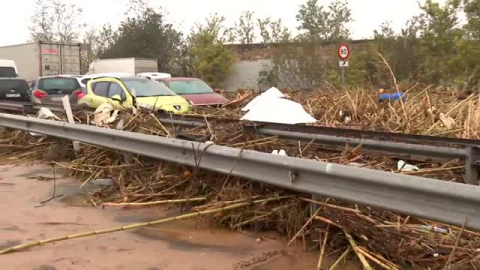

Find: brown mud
<box><xmin>0</xmin><ymin>163</ymin><xmax>359</xmax><ymax>270</ymax></box>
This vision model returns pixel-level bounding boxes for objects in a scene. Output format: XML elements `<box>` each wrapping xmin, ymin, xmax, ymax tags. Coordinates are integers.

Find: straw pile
<box><xmin>0</xmin><ymin>87</ymin><xmax>479</xmax><ymax>269</ymax></box>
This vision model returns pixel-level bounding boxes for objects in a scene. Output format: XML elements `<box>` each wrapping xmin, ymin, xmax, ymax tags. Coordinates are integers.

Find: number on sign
<box><xmin>337</xmin><ymin>43</ymin><xmax>350</xmax><ymax>60</ymax></box>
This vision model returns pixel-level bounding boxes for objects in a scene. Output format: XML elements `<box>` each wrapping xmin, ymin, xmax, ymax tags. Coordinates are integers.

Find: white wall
<box><xmin>224</xmin><ymin>59</ymin><xmax>272</xmax><ymax>92</ymax></box>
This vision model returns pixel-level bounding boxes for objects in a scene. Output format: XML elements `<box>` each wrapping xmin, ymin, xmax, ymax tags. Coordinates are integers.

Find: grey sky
<box><xmin>0</xmin><ymin>0</ymin><xmax>445</xmax><ymax>46</ymax></box>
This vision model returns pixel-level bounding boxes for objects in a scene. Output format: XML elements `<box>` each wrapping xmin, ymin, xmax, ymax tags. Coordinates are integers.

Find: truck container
<box><xmin>0</xmin><ymin>42</ymin><xmax>82</xmax><ymax>82</ymax></box>
<box><xmin>87</xmin><ymin>58</ymin><xmax>158</xmax><ymax>75</ymax></box>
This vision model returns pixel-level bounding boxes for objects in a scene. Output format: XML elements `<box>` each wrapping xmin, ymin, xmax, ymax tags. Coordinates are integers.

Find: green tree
<box><xmin>189</xmin><ymin>15</ymin><xmax>236</xmax><ymax>87</ymax></box>
<box><xmin>415</xmin><ymin>0</ymin><xmax>464</xmax><ymax>84</ymax></box>
<box><xmin>101</xmin><ymin>8</ymin><xmax>183</xmax><ymax>74</ymax></box>
<box><xmin>259</xmin><ymin>0</ymin><xmax>353</xmax><ymax>89</ymax></box>
<box><xmin>235</xmin><ymin>11</ymin><xmax>256</xmax><ymax>44</ymax></box>
<box><xmin>464</xmin><ymin>0</ymin><xmax>480</xmax><ymax>38</ymax></box>
<box><xmin>258</xmin><ymin>18</ymin><xmax>291</xmax><ymax>43</ymax></box>
<box><xmin>296</xmin><ymin>0</ymin><xmax>352</xmax><ymax>41</ymax></box>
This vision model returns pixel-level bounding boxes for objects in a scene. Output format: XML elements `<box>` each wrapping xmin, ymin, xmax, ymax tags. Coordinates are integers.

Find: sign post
<box><xmin>337</xmin><ymin>43</ymin><xmax>351</xmax><ymax>85</ymax></box>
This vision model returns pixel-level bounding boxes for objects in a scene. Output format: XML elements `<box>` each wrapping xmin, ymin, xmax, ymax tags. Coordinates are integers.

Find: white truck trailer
<box><xmin>0</xmin><ymin>42</ymin><xmax>82</xmax><ymax>81</ymax></box>
<box><xmin>87</xmin><ymin>58</ymin><xmax>158</xmax><ymax>75</ymax></box>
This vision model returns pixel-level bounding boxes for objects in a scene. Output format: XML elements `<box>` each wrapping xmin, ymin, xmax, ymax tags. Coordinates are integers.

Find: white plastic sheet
<box><xmin>241</xmin><ymin>87</ymin><xmax>285</xmax><ymax>112</ymax></box>
<box><xmin>241</xmin><ymin>87</ymin><xmax>317</xmax><ymax>125</ymax></box>
<box><xmin>397</xmin><ymin>160</ymin><xmax>420</xmax><ymax>172</ymax></box>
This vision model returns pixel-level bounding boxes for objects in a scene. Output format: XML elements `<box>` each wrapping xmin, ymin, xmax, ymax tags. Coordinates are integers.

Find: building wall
<box><xmin>224</xmin><ymin>40</ymin><xmax>373</xmax><ymax>91</ymax></box>
<box><xmin>224</xmin><ymin>59</ymin><xmax>272</xmax><ymax>92</ymax></box>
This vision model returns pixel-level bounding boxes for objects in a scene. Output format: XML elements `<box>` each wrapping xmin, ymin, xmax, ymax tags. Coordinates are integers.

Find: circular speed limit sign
<box><xmin>337</xmin><ymin>43</ymin><xmax>350</xmax><ymax>60</ymax></box>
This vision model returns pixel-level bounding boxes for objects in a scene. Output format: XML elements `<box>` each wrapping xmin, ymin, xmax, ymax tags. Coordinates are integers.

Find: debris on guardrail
<box><xmin>29</xmin><ymin>108</ymin><xmax>63</xmax><ymax>137</ymax></box>
<box><xmin>94</xmin><ymin>103</ymin><xmax>119</xmax><ymax>127</ymax></box>
<box><xmin>36</xmin><ymin>107</ymin><xmax>61</xmax><ymax>121</ymax></box>
<box><xmin>1</xmin><ymin>87</ymin><xmax>479</xmax><ymax>269</ymax></box>
<box><xmin>397</xmin><ymin>160</ymin><xmax>420</xmax><ymax>172</ymax></box>
<box><xmin>271</xmin><ymin>149</ymin><xmax>288</xmax><ymax>156</ymax></box>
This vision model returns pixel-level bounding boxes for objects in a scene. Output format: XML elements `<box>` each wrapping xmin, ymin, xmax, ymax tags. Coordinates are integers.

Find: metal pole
<box><xmin>341</xmin><ymin>66</ymin><xmax>345</xmax><ymax>85</ymax></box>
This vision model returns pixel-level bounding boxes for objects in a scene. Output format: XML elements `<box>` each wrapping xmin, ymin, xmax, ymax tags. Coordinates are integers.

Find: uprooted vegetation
<box><xmin>0</xmin><ymin>87</ymin><xmax>480</xmax><ymax>269</ymax></box>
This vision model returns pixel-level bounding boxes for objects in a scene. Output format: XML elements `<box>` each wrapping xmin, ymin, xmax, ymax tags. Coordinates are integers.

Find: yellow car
<box><xmin>78</xmin><ymin>76</ymin><xmax>190</xmax><ymax>113</ymax></box>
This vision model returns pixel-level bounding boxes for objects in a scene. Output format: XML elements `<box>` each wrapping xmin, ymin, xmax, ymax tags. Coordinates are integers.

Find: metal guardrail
<box><xmin>253</xmin><ymin>127</ymin><xmax>480</xmax><ymax>186</ymax></box>
<box><xmin>1</xmin><ymin>113</ymin><xmax>480</xmax><ymax>231</ymax></box>
<box><xmin>156</xmin><ymin>115</ymin><xmax>480</xmax><ymax>185</ymax></box>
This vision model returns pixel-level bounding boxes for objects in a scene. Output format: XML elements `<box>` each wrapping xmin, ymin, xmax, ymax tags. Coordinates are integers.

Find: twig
<box><xmin>444</xmin><ymin>217</ymin><xmax>468</xmax><ymax>269</ymax></box>
<box><xmin>287</xmin><ymin>198</ymin><xmax>329</xmax><ymax>246</ymax></box>
<box><xmin>0</xmin><ymin>197</ymin><xmax>286</xmax><ymax>255</ymax></box>
<box><xmin>301</xmin><ymin>198</ymin><xmax>361</xmax><ymax>213</ymax></box>
<box><xmin>402</xmin><ymin>166</ymin><xmax>464</xmax><ymax>175</ymax></box>
<box><xmin>356</xmin><ymin>247</ymin><xmax>398</xmax><ymax>270</ymax></box>
<box><xmin>37</xmin><ymin>164</ymin><xmax>63</xmax><ymax>206</ymax></box>
<box><xmin>329</xmin><ymin>247</ymin><xmax>351</xmax><ymax>270</ymax></box>
<box><xmin>377</xmin><ymin>51</ymin><xmax>409</xmax><ymax>129</ymax></box>
<box><xmin>102</xmin><ymin>197</ymin><xmax>207</xmax><ymax>207</ymax></box>
<box><xmin>150</xmin><ymin>113</ymin><xmax>172</xmax><ymax>137</ymax></box>
<box><xmin>344</xmin><ymin>230</ymin><xmax>373</xmax><ymax>270</ymax></box>
<box><xmin>317</xmin><ymin>224</ymin><xmax>330</xmax><ymax>270</ymax></box>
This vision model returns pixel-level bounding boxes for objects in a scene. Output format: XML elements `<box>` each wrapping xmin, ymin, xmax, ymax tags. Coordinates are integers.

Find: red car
<box><xmin>156</xmin><ymin>77</ymin><xmax>228</xmax><ymax>106</ymax></box>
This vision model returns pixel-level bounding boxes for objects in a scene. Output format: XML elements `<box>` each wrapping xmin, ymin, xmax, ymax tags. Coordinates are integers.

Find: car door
<box><xmin>107</xmin><ymin>81</ymin><xmax>131</xmax><ymax>109</ymax></box>
<box><xmin>88</xmin><ymin>81</ymin><xmax>110</xmax><ymax>108</ymax></box>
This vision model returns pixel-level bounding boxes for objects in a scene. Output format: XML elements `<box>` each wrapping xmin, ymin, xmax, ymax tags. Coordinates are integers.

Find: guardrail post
<box><xmin>465</xmin><ymin>146</ymin><xmax>480</xmax><ymax>185</ymax></box>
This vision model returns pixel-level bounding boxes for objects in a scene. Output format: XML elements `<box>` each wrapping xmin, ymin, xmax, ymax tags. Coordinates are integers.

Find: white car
<box><xmin>0</xmin><ymin>59</ymin><xmax>18</xmax><ymax>78</ymax></box>
<box><xmin>137</xmin><ymin>72</ymin><xmax>171</xmax><ymax>79</ymax></box>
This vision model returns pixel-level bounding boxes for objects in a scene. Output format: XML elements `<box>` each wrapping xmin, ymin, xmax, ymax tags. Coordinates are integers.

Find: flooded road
<box><xmin>0</xmin><ymin>163</ymin><xmax>327</xmax><ymax>270</ymax></box>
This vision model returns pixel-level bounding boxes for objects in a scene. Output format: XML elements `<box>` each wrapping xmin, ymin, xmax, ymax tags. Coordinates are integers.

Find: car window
<box><xmin>93</xmin><ymin>82</ymin><xmax>109</xmax><ymax>97</ymax></box>
<box><xmin>108</xmin><ymin>82</ymin><xmax>126</xmax><ymax>99</ymax></box>
<box><xmin>0</xmin><ymin>67</ymin><xmax>16</xmax><ymax>78</ymax></box>
<box><xmin>122</xmin><ymin>78</ymin><xmax>175</xmax><ymax>97</ymax></box>
<box><xmin>37</xmin><ymin>77</ymin><xmax>81</xmax><ymax>94</ymax></box>
<box><xmin>81</xmin><ymin>78</ymin><xmax>91</xmax><ymax>85</ymax></box>
<box><xmin>0</xmin><ymin>79</ymin><xmax>29</xmax><ymax>92</ymax></box>
<box><xmin>169</xmin><ymin>80</ymin><xmax>214</xmax><ymax>94</ymax></box>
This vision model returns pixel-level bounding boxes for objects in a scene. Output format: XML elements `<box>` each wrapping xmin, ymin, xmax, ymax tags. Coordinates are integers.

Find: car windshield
<box><xmin>0</xmin><ymin>67</ymin><xmax>16</xmax><ymax>78</ymax></box>
<box><xmin>123</xmin><ymin>78</ymin><xmax>176</xmax><ymax>97</ymax></box>
<box><xmin>0</xmin><ymin>79</ymin><xmax>29</xmax><ymax>91</ymax></box>
<box><xmin>37</xmin><ymin>77</ymin><xmax>80</xmax><ymax>94</ymax></box>
<box><xmin>168</xmin><ymin>80</ymin><xmax>214</xmax><ymax>94</ymax></box>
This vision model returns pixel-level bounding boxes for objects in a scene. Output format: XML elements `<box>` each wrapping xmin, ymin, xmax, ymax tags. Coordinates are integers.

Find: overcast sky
<box><xmin>0</xmin><ymin>0</ymin><xmax>446</xmax><ymax>46</ymax></box>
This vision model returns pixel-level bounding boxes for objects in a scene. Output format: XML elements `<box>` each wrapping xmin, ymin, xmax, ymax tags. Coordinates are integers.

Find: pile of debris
<box><xmin>0</xmin><ymin>86</ymin><xmax>479</xmax><ymax>269</ymax></box>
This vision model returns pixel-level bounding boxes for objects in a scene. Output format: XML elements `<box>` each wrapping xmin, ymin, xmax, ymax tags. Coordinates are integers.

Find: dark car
<box><xmin>156</xmin><ymin>78</ymin><xmax>228</xmax><ymax>106</ymax></box>
<box><xmin>0</xmin><ymin>78</ymin><xmax>32</xmax><ymax>102</ymax></box>
<box><xmin>31</xmin><ymin>75</ymin><xmax>83</xmax><ymax>106</ymax></box>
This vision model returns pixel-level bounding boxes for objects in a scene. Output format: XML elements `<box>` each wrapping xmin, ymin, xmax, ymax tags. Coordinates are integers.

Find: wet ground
<box><xmin>0</xmin><ymin>163</ymin><xmax>347</xmax><ymax>270</ymax></box>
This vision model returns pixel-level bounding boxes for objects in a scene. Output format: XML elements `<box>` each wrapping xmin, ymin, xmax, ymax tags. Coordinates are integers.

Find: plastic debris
<box><xmin>271</xmin><ymin>149</ymin><xmax>288</xmax><ymax>156</ymax></box>
<box><xmin>348</xmin><ymin>162</ymin><xmax>366</xmax><ymax>168</ymax></box>
<box><xmin>91</xmin><ymin>178</ymin><xmax>114</xmax><ymax>186</ymax></box>
<box><xmin>419</xmin><ymin>225</ymin><xmax>448</xmax><ymax>234</ymax></box>
<box><xmin>36</xmin><ymin>107</ymin><xmax>61</xmax><ymax>120</ymax></box>
<box><xmin>398</xmin><ymin>160</ymin><xmax>420</xmax><ymax>172</ymax></box>
<box><xmin>94</xmin><ymin>103</ymin><xmax>119</xmax><ymax>127</ymax></box>
<box><xmin>138</xmin><ymin>103</ymin><xmax>155</xmax><ymax>110</ymax></box>
<box><xmin>30</xmin><ymin>108</ymin><xmax>62</xmax><ymax>136</ymax></box>
<box><xmin>241</xmin><ymin>88</ymin><xmax>317</xmax><ymax>125</ymax></box>
<box><xmin>439</xmin><ymin>113</ymin><xmax>456</xmax><ymax>130</ymax></box>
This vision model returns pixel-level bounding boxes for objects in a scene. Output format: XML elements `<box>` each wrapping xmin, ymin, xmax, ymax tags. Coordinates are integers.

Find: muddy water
<box><xmin>0</xmin><ymin>163</ymin><xmax>345</xmax><ymax>270</ymax></box>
